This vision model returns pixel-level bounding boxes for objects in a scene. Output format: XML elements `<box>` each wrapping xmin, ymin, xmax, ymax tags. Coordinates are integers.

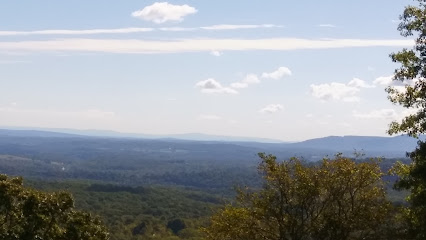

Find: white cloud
<box><xmin>353</xmin><ymin>109</ymin><xmax>398</xmax><ymax>119</ymax></box>
<box><xmin>200</xmin><ymin>24</ymin><xmax>282</xmax><ymax>30</ymax></box>
<box><xmin>0</xmin><ymin>38</ymin><xmax>413</xmax><ymax>55</ymax></box>
<box><xmin>373</xmin><ymin>75</ymin><xmax>394</xmax><ymax>86</ymax></box>
<box><xmin>311</xmin><ymin>77</ymin><xmax>375</xmax><ymax>102</ymax></box>
<box><xmin>230</xmin><ymin>74</ymin><xmax>259</xmax><ymax>89</ymax></box>
<box><xmin>242</xmin><ymin>74</ymin><xmax>260</xmax><ymax>84</ymax></box>
<box><xmin>374</xmin><ymin>75</ymin><xmax>421</xmax><ymax>96</ymax></box>
<box><xmin>259</xmin><ymin>104</ymin><xmax>284</xmax><ymax>114</ymax></box>
<box><xmin>197</xmin><ymin>114</ymin><xmax>222</xmax><ymax>120</ymax></box>
<box><xmin>195</xmin><ymin>78</ymin><xmax>238</xmax><ymax>94</ymax></box>
<box><xmin>348</xmin><ymin>78</ymin><xmax>375</xmax><ymax>88</ymax></box>
<box><xmin>131</xmin><ymin>2</ymin><xmax>197</xmax><ymax>24</ymax></box>
<box><xmin>0</xmin><ymin>28</ymin><xmax>154</xmax><ymax>36</ymax></box>
<box><xmin>401</xmin><ymin>108</ymin><xmax>419</xmax><ymax>119</ymax></box>
<box><xmin>210</xmin><ymin>50</ymin><xmax>223</xmax><ymax>56</ymax></box>
<box><xmin>374</xmin><ymin>74</ymin><xmax>419</xmax><ymax>87</ymax></box>
<box><xmin>310</xmin><ymin>82</ymin><xmax>360</xmax><ymax>102</ymax></box>
<box><xmin>261</xmin><ymin>67</ymin><xmax>292</xmax><ymax>79</ymax></box>
<box><xmin>319</xmin><ymin>24</ymin><xmax>336</xmax><ymax>28</ymax></box>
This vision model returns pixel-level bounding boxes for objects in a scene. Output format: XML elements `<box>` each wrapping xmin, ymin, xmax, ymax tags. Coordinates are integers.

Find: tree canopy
<box><xmin>204</xmin><ymin>153</ymin><xmax>392</xmax><ymax>240</ymax></box>
<box><xmin>387</xmin><ymin>0</ymin><xmax>426</xmax><ymax>137</ymax></box>
<box><xmin>387</xmin><ymin>0</ymin><xmax>426</xmax><ymax>239</ymax></box>
<box><xmin>0</xmin><ymin>174</ymin><xmax>109</xmax><ymax>240</ymax></box>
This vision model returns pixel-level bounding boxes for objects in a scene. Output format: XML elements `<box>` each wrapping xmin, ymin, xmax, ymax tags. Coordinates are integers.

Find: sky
<box><xmin>0</xmin><ymin>0</ymin><xmax>417</xmax><ymax>141</ymax></box>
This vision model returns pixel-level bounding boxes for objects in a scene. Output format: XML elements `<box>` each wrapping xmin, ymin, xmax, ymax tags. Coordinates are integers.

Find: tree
<box><xmin>387</xmin><ymin>0</ymin><xmax>426</xmax><ymax>239</ymax></box>
<box><xmin>167</xmin><ymin>218</ymin><xmax>186</xmax><ymax>235</ymax></box>
<box><xmin>204</xmin><ymin>154</ymin><xmax>391</xmax><ymax>240</ymax></box>
<box><xmin>0</xmin><ymin>174</ymin><xmax>109</xmax><ymax>240</ymax></box>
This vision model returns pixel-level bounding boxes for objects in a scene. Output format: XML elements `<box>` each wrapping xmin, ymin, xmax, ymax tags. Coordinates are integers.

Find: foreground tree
<box><xmin>204</xmin><ymin>154</ymin><xmax>391</xmax><ymax>240</ymax></box>
<box><xmin>0</xmin><ymin>174</ymin><xmax>109</xmax><ymax>240</ymax></box>
<box><xmin>387</xmin><ymin>0</ymin><xmax>426</xmax><ymax>239</ymax></box>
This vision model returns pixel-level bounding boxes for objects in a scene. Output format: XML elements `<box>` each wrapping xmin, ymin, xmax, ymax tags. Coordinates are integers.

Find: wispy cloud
<box><xmin>0</xmin><ymin>24</ymin><xmax>283</xmax><ymax>36</ymax></box>
<box><xmin>159</xmin><ymin>27</ymin><xmax>196</xmax><ymax>32</ymax></box>
<box><xmin>318</xmin><ymin>24</ymin><xmax>337</xmax><ymax>28</ymax></box>
<box><xmin>131</xmin><ymin>2</ymin><xmax>197</xmax><ymax>24</ymax></box>
<box><xmin>0</xmin><ymin>38</ymin><xmax>413</xmax><ymax>54</ymax></box>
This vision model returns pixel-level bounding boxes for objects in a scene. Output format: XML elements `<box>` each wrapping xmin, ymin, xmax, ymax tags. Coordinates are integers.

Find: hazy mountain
<box><xmin>0</xmin><ymin>127</ymin><xmax>283</xmax><ymax>143</ymax></box>
<box><xmin>0</xmin><ymin>128</ymin><xmax>422</xmax><ymax>159</ymax></box>
<box><xmin>287</xmin><ymin>135</ymin><xmax>421</xmax><ymax>153</ymax></box>
<box><xmin>0</xmin><ymin>129</ymin><xmax>83</xmax><ymax>138</ymax></box>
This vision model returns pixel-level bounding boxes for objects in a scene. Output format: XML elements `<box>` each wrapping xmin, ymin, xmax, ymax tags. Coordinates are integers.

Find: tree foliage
<box><xmin>204</xmin><ymin>154</ymin><xmax>391</xmax><ymax>240</ymax></box>
<box><xmin>388</xmin><ymin>1</ymin><xmax>426</xmax><ymax>239</ymax></box>
<box><xmin>0</xmin><ymin>174</ymin><xmax>109</xmax><ymax>240</ymax></box>
<box><xmin>387</xmin><ymin>0</ymin><xmax>426</xmax><ymax>137</ymax></box>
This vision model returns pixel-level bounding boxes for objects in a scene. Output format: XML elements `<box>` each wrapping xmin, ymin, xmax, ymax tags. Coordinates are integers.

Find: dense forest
<box><xmin>0</xmin><ymin>131</ymin><xmax>411</xmax><ymax>239</ymax></box>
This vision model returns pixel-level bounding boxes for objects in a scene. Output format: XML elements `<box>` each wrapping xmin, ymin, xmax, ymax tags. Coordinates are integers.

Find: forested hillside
<box><xmin>0</xmin><ymin>130</ymin><xmax>411</xmax><ymax>239</ymax></box>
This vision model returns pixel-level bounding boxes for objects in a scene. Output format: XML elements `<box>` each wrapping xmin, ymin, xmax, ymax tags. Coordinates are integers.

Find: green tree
<box><xmin>387</xmin><ymin>0</ymin><xmax>426</xmax><ymax>239</ymax></box>
<box><xmin>167</xmin><ymin>218</ymin><xmax>186</xmax><ymax>235</ymax></box>
<box><xmin>0</xmin><ymin>174</ymin><xmax>109</xmax><ymax>240</ymax></box>
<box><xmin>204</xmin><ymin>154</ymin><xmax>391</xmax><ymax>240</ymax></box>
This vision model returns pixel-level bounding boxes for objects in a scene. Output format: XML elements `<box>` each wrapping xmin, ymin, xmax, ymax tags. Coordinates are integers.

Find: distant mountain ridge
<box><xmin>0</xmin><ymin>127</ymin><xmax>284</xmax><ymax>143</ymax></box>
<box><xmin>282</xmin><ymin>135</ymin><xmax>423</xmax><ymax>157</ymax></box>
<box><xmin>289</xmin><ymin>135</ymin><xmax>423</xmax><ymax>151</ymax></box>
<box><xmin>0</xmin><ymin>127</ymin><xmax>422</xmax><ymax>158</ymax></box>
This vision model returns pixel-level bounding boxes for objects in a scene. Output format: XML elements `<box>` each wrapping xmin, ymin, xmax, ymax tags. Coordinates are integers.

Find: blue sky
<box><xmin>0</xmin><ymin>1</ymin><xmax>415</xmax><ymax>141</ymax></box>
